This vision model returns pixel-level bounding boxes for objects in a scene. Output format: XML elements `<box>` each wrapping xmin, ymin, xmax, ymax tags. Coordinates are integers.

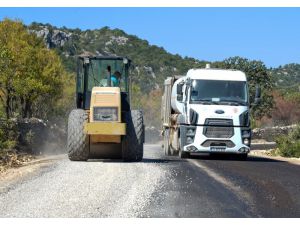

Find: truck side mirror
<box><xmin>177</xmin><ymin>83</ymin><xmax>183</xmax><ymax>102</ymax></box>
<box><xmin>254</xmin><ymin>85</ymin><xmax>261</xmax><ymax>105</ymax></box>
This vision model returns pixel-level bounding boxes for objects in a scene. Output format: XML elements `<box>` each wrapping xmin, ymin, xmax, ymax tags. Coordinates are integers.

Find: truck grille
<box><xmin>201</xmin><ymin>140</ymin><xmax>235</xmax><ymax>148</ymax></box>
<box><xmin>203</xmin><ymin>119</ymin><xmax>234</xmax><ymax>138</ymax></box>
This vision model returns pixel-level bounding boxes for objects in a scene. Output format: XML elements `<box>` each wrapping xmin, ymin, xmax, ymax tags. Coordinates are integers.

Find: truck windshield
<box><xmin>190</xmin><ymin>79</ymin><xmax>248</xmax><ymax>106</ymax></box>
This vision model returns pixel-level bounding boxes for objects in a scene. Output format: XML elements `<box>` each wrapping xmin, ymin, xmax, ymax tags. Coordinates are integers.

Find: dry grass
<box><xmin>0</xmin><ymin>149</ymin><xmax>35</xmax><ymax>173</ymax></box>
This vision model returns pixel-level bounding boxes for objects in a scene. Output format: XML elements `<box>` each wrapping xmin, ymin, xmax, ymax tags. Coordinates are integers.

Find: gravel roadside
<box><xmin>0</xmin><ymin>145</ymin><xmax>168</xmax><ymax>217</ymax></box>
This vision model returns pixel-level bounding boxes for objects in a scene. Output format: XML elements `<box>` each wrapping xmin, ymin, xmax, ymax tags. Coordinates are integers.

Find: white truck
<box><xmin>161</xmin><ymin>65</ymin><xmax>261</xmax><ymax>159</ymax></box>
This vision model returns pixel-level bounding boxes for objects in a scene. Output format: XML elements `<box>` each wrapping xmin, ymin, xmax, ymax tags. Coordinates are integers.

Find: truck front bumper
<box><xmin>180</xmin><ymin>125</ymin><xmax>250</xmax><ymax>154</ymax></box>
<box><xmin>184</xmin><ymin>144</ymin><xmax>250</xmax><ymax>154</ymax></box>
<box><xmin>84</xmin><ymin>122</ymin><xmax>126</xmax><ymax>135</ymax></box>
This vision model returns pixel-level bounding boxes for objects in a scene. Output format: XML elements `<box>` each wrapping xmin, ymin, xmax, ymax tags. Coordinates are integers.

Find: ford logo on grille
<box><xmin>215</xmin><ymin>110</ymin><xmax>225</xmax><ymax>114</ymax></box>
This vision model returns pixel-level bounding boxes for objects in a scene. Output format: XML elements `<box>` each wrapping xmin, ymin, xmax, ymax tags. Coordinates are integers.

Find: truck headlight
<box><xmin>93</xmin><ymin>107</ymin><xmax>118</xmax><ymax>121</ymax></box>
<box><xmin>243</xmin><ymin>138</ymin><xmax>250</xmax><ymax>145</ymax></box>
<box><xmin>180</xmin><ymin>126</ymin><xmax>196</xmax><ymax>146</ymax></box>
<box><xmin>186</xmin><ymin>127</ymin><xmax>196</xmax><ymax>144</ymax></box>
<box><xmin>187</xmin><ymin>128</ymin><xmax>196</xmax><ymax>136</ymax></box>
<box><xmin>186</xmin><ymin>137</ymin><xmax>194</xmax><ymax>144</ymax></box>
<box><xmin>242</xmin><ymin>130</ymin><xmax>251</xmax><ymax>138</ymax></box>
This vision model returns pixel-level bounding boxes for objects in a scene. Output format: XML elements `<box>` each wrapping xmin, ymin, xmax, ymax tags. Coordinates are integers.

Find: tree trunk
<box><xmin>20</xmin><ymin>97</ymin><xmax>26</xmax><ymax>118</ymax></box>
<box><xmin>6</xmin><ymin>93</ymin><xmax>10</xmax><ymax>119</ymax></box>
<box><xmin>5</xmin><ymin>85</ymin><xmax>12</xmax><ymax>119</ymax></box>
<box><xmin>24</xmin><ymin>98</ymin><xmax>32</xmax><ymax>118</ymax></box>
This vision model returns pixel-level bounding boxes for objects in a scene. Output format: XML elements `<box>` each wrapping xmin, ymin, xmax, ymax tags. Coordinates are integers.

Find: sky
<box><xmin>0</xmin><ymin>7</ymin><xmax>299</xmax><ymax>68</ymax></box>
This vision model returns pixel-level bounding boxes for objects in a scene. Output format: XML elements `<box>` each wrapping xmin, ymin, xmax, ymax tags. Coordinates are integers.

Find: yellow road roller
<box><xmin>67</xmin><ymin>56</ymin><xmax>144</xmax><ymax>161</ymax></box>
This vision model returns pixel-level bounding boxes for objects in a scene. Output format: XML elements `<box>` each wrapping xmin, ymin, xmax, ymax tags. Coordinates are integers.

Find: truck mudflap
<box><xmin>84</xmin><ymin>122</ymin><xmax>126</xmax><ymax>135</ymax></box>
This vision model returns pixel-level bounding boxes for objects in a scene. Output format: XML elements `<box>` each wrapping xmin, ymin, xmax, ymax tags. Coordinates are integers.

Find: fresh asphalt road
<box><xmin>0</xmin><ymin>144</ymin><xmax>300</xmax><ymax>217</ymax></box>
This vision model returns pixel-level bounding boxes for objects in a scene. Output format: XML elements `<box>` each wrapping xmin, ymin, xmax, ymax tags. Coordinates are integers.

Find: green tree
<box><xmin>0</xmin><ymin>19</ymin><xmax>66</xmax><ymax>119</ymax></box>
<box><xmin>0</xmin><ymin>19</ymin><xmax>24</xmax><ymax>118</ymax></box>
<box><xmin>213</xmin><ymin>56</ymin><xmax>274</xmax><ymax>119</ymax></box>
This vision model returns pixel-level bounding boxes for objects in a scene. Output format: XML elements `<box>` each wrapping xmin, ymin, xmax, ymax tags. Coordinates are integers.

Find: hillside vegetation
<box><xmin>271</xmin><ymin>63</ymin><xmax>300</xmax><ymax>88</ymax></box>
<box><xmin>28</xmin><ymin>22</ymin><xmax>208</xmax><ymax>93</ymax></box>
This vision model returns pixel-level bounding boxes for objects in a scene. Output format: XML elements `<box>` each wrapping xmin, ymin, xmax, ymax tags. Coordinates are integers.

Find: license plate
<box><xmin>210</xmin><ymin>147</ymin><xmax>226</xmax><ymax>152</ymax></box>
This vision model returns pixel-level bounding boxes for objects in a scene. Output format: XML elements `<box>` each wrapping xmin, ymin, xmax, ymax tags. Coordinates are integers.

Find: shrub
<box><xmin>275</xmin><ymin>124</ymin><xmax>300</xmax><ymax>158</ymax></box>
<box><xmin>258</xmin><ymin>91</ymin><xmax>300</xmax><ymax>127</ymax></box>
<box><xmin>0</xmin><ymin>119</ymin><xmax>18</xmax><ymax>150</ymax></box>
<box><xmin>272</xmin><ymin>92</ymin><xmax>300</xmax><ymax>126</ymax></box>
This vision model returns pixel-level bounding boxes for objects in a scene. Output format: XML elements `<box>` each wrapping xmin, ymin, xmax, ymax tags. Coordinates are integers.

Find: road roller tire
<box><xmin>67</xmin><ymin>109</ymin><xmax>90</xmax><ymax>161</ymax></box>
<box><xmin>122</xmin><ymin>110</ymin><xmax>144</xmax><ymax>162</ymax></box>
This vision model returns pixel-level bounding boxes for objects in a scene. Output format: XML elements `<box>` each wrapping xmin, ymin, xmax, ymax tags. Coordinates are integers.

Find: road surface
<box><xmin>0</xmin><ymin>144</ymin><xmax>300</xmax><ymax>217</ymax></box>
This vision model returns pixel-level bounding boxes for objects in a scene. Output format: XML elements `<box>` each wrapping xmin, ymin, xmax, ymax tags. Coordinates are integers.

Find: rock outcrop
<box><xmin>33</xmin><ymin>27</ymin><xmax>72</xmax><ymax>48</ymax></box>
<box><xmin>252</xmin><ymin>124</ymin><xmax>297</xmax><ymax>141</ymax></box>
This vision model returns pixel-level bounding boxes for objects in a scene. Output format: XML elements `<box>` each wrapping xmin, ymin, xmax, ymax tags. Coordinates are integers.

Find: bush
<box><xmin>275</xmin><ymin>124</ymin><xmax>300</xmax><ymax>158</ymax></box>
<box><xmin>0</xmin><ymin>119</ymin><xmax>18</xmax><ymax>150</ymax></box>
<box><xmin>271</xmin><ymin>92</ymin><xmax>300</xmax><ymax>126</ymax></box>
<box><xmin>0</xmin><ymin>118</ymin><xmax>36</xmax><ymax>172</ymax></box>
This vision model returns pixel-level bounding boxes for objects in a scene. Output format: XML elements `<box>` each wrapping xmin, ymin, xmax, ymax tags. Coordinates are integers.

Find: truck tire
<box><xmin>237</xmin><ymin>153</ymin><xmax>248</xmax><ymax>161</ymax></box>
<box><xmin>179</xmin><ymin>149</ymin><xmax>189</xmax><ymax>159</ymax></box>
<box><xmin>67</xmin><ymin>109</ymin><xmax>90</xmax><ymax>161</ymax></box>
<box><xmin>163</xmin><ymin>129</ymin><xmax>171</xmax><ymax>156</ymax></box>
<box><xmin>122</xmin><ymin>110</ymin><xmax>144</xmax><ymax>162</ymax></box>
<box><xmin>179</xmin><ymin>137</ymin><xmax>189</xmax><ymax>159</ymax></box>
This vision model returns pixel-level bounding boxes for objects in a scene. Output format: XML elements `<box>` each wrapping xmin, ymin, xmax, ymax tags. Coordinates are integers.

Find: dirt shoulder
<box><xmin>250</xmin><ymin>150</ymin><xmax>300</xmax><ymax>166</ymax></box>
<box><xmin>0</xmin><ymin>149</ymin><xmax>35</xmax><ymax>173</ymax></box>
<box><xmin>0</xmin><ymin>154</ymin><xmax>65</xmax><ymax>190</ymax></box>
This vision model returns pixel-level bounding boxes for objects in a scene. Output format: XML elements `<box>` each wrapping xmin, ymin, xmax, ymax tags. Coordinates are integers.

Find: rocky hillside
<box><xmin>28</xmin><ymin>22</ymin><xmax>207</xmax><ymax>93</ymax></box>
<box><xmin>270</xmin><ymin>63</ymin><xmax>300</xmax><ymax>90</ymax></box>
<box><xmin>29</xmin><ymin>22</ymin><xmax>300</xmax><ymax>92</ymax></box>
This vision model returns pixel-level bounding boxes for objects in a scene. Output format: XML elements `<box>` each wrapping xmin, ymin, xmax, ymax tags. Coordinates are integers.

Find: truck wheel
<box><xmin>179</xmin><ymin>137</ymin><xmax>189</xmax><ymax>159</ymax></box>
<box><xmin>163</xmin><ymin>129</ymin><xmax>171</xmax><ymax>156</ymax></box>
<box><xmin>179</xmin><ymin>149</ymin><xmax>189</xmax><ymax>159</ymax></box>
<box><xmin>67</xmin><ymin>109</ymin><xmax>90</xmax><ymax>161</ymax></box>
<box><xmin>122</xmin><ymin>110</ymin><xmax>144</xmax><ymax>162</ymax></box>
<box><xmin>237</xmin><ymin>153</ymin><xmax>248</xmax><ymax>161</ymax></box>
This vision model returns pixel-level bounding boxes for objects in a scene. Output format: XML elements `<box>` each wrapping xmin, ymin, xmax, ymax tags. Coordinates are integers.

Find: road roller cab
<box><xmin>67</xmin><ymin>56</ymin><xmax>144</xmax><ymax>161</ymax></box>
